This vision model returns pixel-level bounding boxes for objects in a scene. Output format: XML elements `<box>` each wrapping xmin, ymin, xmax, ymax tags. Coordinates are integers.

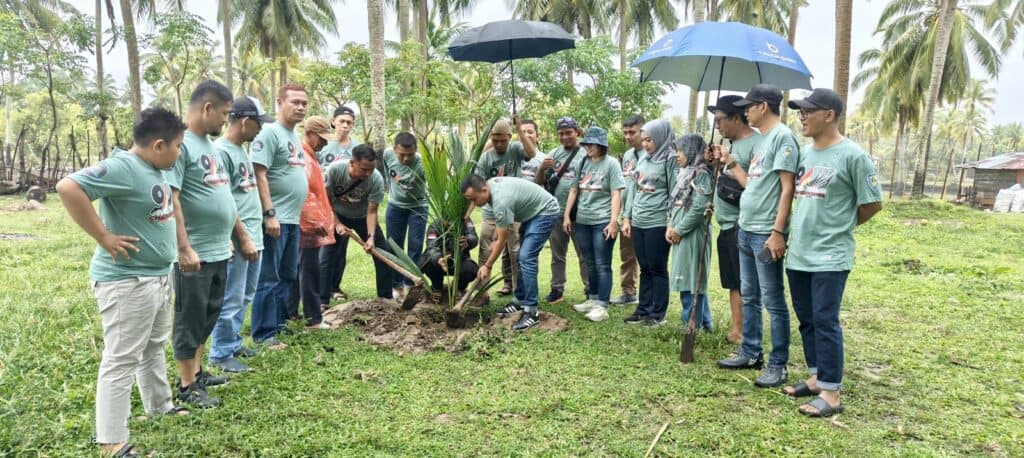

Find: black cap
<box><xmin>788</xmin><ymin>88</ymin><xmax>844</xmax><ymax>117</ymax></box>
<box><xmin>229</xmin><ymin>96</ymin><xmax>274</xmax><ymax>123</ymax></box>
<box><xmin>333</xmin><ymin>106</ymin><xmax>356</xmax><ymax>119</ymax></box>
<box><xmin>733</xmin><ymin>84</ymin><xmax>784</xmax><ymax>107</ymax></box>
<box><xmin>707</xmin><ymin>95</ymin><xmax>746</xmax><ymax>117</ymax></box>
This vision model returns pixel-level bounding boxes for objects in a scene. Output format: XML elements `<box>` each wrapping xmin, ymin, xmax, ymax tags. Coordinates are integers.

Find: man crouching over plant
<box><xmin>57</xmin><ymin>107</ymin><xmax>190</xmax><ymax>458</ymax></box>
<box><xmin>418</xmin><ymin>218</ymin><xmax>479</xmax><ymax>304</ymax></box>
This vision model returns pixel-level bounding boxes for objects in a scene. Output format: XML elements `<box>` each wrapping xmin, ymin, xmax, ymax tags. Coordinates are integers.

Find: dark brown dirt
<box><xmin>321</xmin><ymin>299</ymin><xmax>568</xmax><ymax>355</ymax></box>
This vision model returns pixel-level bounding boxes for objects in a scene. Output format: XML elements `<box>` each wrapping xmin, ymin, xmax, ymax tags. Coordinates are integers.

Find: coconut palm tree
<box><xmin>233</xmin><ymin>0</ymin><xmax>339</xmax><ymax>90</ymax></box>
<box><xmin>985</xmin><ymin>0</ymin><xmax>1024</xmax><ymax>55</ymax></box>
<box><xmin>368</xmin><ymin>0</ymin><xmax>387</xmax><ymax>151</ymax></box>
<box><xmin>217</xmin><ymin>0</ymin><xmax>233</xmax><ymax>93</ymax></box>
<box><xmin>716</xmin><ymin>0</ymin><xmax>790</xmax><ymax>35</ymax></box>
<box><xmin>612</xmin><ymin>0</ymin><xmax>678</xmax><ymax>71</ymax></box>
<box><xmin>835</xmin><ymin>0</ymin><xmax>852</xmax><ymax>134</ymax></box>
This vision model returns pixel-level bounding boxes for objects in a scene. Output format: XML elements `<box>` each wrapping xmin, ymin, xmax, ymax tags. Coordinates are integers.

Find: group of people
<box><xmin>57</xmin><ymin>77</ymin><xmax>881</xmax><ymax>457</ymax></box>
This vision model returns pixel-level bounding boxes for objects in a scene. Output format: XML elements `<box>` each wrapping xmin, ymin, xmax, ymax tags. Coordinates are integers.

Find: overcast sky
<box><xmin>69</xmin><ymin>0</ymin><xmax>1022</xmax><ymax>125</ymax></box>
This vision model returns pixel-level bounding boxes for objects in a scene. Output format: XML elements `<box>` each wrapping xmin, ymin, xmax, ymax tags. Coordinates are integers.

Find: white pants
<box><xmin>92</xmin><ymin>275</ymin><xmax>174</xmax><ymax>444</ymax></box>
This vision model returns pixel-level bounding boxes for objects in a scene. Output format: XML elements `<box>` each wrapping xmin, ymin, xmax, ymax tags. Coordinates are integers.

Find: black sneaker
<box><xmin>717</xmin><ymin>352</ymin><xmax>765</xmax><ymax>370</ymax></box>
<box><xmin>511</xmin><ymin>311</ymin><xmax>540</xmax><ymax>331</ymax></box>
<box><xmin>642</xmin><ymin>317</ymin><xmax>667</xmax><ymax>327</ymax></box>
<box><xmin>496</xmin><ymin>301</ymin><xmax>523</xmax><ymax>316</ymax></box>
<box><xmin>196</xmin><ymin>370</ymin><xmax>229</xmax><ymax>388</ymax></box>
<box><xmin>176</xmin><ymin>382</ymin><xmax>220</xmax><ymax>408</ymax></box>
<box><xmin>545</xmin><ymin>289</ymin><xmax>564</xmax><ymax>304</ymax></box>
<box><xmin>233</xmin><ymin>346</ymin><xmax>257</xmax><ymax>358</ymax></box>
<box><xmin>624</xmin><ymin>312</ymin><xmax>647</xmax><ymax>324</ymax></box>
<box><xmin>754</xmin><ymin>366</ymin><xmax>788</xmax><ymax>388</ymax></box>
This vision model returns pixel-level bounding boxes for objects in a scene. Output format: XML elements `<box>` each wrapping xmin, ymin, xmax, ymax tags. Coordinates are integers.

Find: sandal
<box><xmin>165</xmin><ymin>405</ymin><xmax>191</xmax><ymax>416</ymax></box>
<box><xmin>799</xmin><ymin>396</ymin><xmax>845</xmax><ymax>418</ymax></box>
<box><xmin>112</xmin><ymin>443</ymin><xmax>139</xmax><ymax>458</ymax></box>
<box><xmin>783</xmin><ymin>382</ymin><xmax>820</xmax><ymax>398</ymax></box>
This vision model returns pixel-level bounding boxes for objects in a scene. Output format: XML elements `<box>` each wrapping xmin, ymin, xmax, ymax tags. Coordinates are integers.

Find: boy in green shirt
<box><xmin>57</xmin><ymin>108</ymin><xmax>188</xmax><ymax>457</ymax></box>
<box><xmin>782</xmin><ymin>88</ymin><xmax>882</xmax><ymax>417</ymax></box>
<box><xmin>168</xmin><ymin>80</ymin><xmax>241</xmax><ymax>407</ymax></box>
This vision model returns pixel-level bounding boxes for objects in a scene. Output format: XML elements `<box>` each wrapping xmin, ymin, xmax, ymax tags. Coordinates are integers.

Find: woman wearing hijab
<box><xmin>669</xmin><ymin>134</ymin><xmax>714</xmax><ymax>331</ymax></box>
<box><xmin>563</xmin><ymin>126</ymin><xmax>626</xmax><ymax>322</ymax></box>
<box><xmin>621</xmin><ymin>119</ymin><xmax>678</xmax><ymax>326</ymax></box>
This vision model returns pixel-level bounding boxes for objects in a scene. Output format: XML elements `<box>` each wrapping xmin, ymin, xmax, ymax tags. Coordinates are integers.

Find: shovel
<box><xmin>445</xmin><ymin>277</ymin><xmax>484</xmax><ymax>329</ymax></box>
<box><xmin>349</xmin><ymin>232</ymin><xmax>426</xmax><ymax>310</ymax></box>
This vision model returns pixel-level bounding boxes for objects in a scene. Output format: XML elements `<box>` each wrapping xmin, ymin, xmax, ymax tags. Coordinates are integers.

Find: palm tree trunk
<box><xmin>415</xmin><ymin>0</ymin><xmax>428</xmax><ymax>59</ymax></box>
<box><xmin>398</xmin><ymin>0</ymin><xmax>411</xmax><ymax>43</ymax></box>
<box><xmin>709</xmin><ymin>0</ymin><xmax>719</xmax><ymax>20</ymax></box>
<box><xmin>687</xmin><ymin>0</ymin><xmax>707</xmax><ymax>133</ymax></box>
<box><xmin>889</xmin><ymin>112</ymin><xmax>906</xmax><ymax>199</ymax></box>
<box><xmin>618</xmin><ymin>0</ymin><xmax>627</xmax><ymax>71</ymax></box>
<box><xmin>833</xmin><ymin>0</ymin><xmax>852</xmax><ymax>134</ymax></box>
<box><xmin>912</xmin><ymin>0</ymin><xmax>958</xmax><ymax>198</ymax></box>
<box><xmin>368</xmin><ymin>0</ymin><xmax>388</xmax><ymax>152</ymax></box>
<box><xmin>782</xmin><ymin>1</ymin><xmax>801</xmax><ymax>123</ymax></box>
<box><xmin>95</xmin><ymin>0</ymin><xmax>110</xmax><ymax>160</ymax></box>
<box><xmin>5</xmin><ymin>69</ymin><xmax>13</xmax><ymax>167</ymax></box>
<box><xmin>221</xmin><ymin>0</ymin><xmax>233</xmax><ymax>93</ymax></box>
<box><xmin>119</xmin><ymin>0</ymin><xmax>143</xmax><ymax>120</ymax></box>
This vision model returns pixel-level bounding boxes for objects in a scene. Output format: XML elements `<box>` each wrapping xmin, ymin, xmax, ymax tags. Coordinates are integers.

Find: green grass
<box><xmin>1</xmin><ymin>196</ymin><xmax>1022</xmax><ymax>456</ymax></box>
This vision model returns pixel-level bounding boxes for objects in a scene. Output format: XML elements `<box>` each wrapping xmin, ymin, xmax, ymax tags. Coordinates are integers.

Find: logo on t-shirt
<box><xmin>237</xmin><ymin>161</ymin><xmax>256</xmax><ymax>192</ymax></box>
<box><xmin>748</xmin><ymin>154</ymin><xmax>764</xmax><ymax>179</ymax></box>
<box><xmin>579</xmin><ymin>171</ymin><xmax>605</xmax><ymax>192</ymax></box>
<box><xmin>322</xmin><ymin>153</ymin><xmax>337</xmax><ymax>164</ymax></box>
<box><xmin>622</xmin><ymin>160</ymin><xmax>636</xmax><ymax>179</ymax></box>
<box><xmin>489</xmin><ymin>164</ymin><xmax>506</xmax><ymax>178</ymax></box>
<box><xmin>198</xmin><ymin>154</ymin><xmax>230</xmax><ymax>186</ymax></box>
<box><xmin>84</xmin><ymin>164</ymin><xmax>108</xmax><ymax>179</ymax></box>
<box><xmin>251</xmin><ymin>140</ymin><xmax>264</xmax><ymax>153</ymax></box>
<box><xmin>635</xmin><ymin>171</ymin><xmax>659</xmax><ymax>193</ymax></box>
<box><xmin>795</xmin><ymin>165</ymin><xmax>836</xmax><ymax>199</ymax></box>
<box><xmin>148</xmin><ymin>184</ymin><xmax>174</xmax><ymax>222</ymax></box>
<box><xmin>389</xmin><ymin>169</ymin><xmax>415</xmax><ymax>191</ymax></box>
<box><xmin>866</xmin><ymin>173</ymin><xmax>881</xmax><ymax>192</ymax></box>
<box><xmin>287</xmin><ymin>142</ymin><xmax>304</xmax><ymax>167</ymax></box>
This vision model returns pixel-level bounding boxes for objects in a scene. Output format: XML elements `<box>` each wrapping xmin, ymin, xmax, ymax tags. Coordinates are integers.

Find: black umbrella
<box><xmin>448</xmin><ymin>19</ymin><xmax>576</xmax><ymax>115</ymax></box>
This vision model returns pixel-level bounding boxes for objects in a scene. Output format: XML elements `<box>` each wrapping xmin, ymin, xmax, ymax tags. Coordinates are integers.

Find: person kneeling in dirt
<box><xmin>462</xmin><ymin>174</ymin><xmax>561</xmax><ymax>331</ymax></box>
<box><xmin>419</xmin><ymin>219</ymin><xmax>479</xmax><ymax>304</ymax></box>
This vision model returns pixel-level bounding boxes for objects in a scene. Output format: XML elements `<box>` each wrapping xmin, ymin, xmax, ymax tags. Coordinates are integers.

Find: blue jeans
<box><xmin>385</xmin><ymin>205</ymin><xmax>428</xmax><ymax>288</ymax></box>
<box><xmin>251</xmin><ymin>224</ymin><xmax>300</xmax><ymax>343</ymax></box>
<box><xmin>515</xmin><ymin>214</ymin><xmax>558</xmax><ymax>312</ymax></box>
<box><xmin>632</xmin><ymin>226</ymin><xmax>671</xmax><ymax>320</ymax></box>
<box><xmin>680</xmin><ymin>292</ymin><xmax>712</xmax><ymax>330</ymax></box>
<box><xmin>737</xmin><ymin>229</ymin><xmax>790</xmax><ymax>368</ymax></box>
<box><xmin>787</xmin><ymin>269</ymin><xmax>850</xmax><ymax>391</ymax></box>
<box><xmin>572</xmin><ymin>222</ymin><xmax>615</xmax><ymax>305</ymax></box>
<box><xmin>209</xmin><ymin>250</ymin><xmax>262</xmax><ymax>362</ymax></box>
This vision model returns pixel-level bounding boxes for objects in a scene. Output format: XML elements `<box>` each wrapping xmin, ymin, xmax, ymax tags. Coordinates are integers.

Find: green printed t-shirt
<box><xmin>787</xmin><ymin>138</ymin><xmax>883</xmax><ymax>272</ymax></box>
<box><xmin>715</xmin><ymin>132</ymin><xmax>762</xmax><ymax>230</ymax></box>
<box><xmin>547</xmin><ymin>145</ymin><xmax>587</xmax><ymax>210</ymax></box>
<box><xmin>521</xmin><ymin>151</ymin><xmax>547</xmax><ymax>181</ymax></box>
<box><xmin>325</xmin><ymin>160</ymin><xmax>386</xmax><ymax>219</ymax></box>
<box><xmin>488</xmin><ymin>177</ymin><xmax>561</xmax><ymax>228</ymax></box>
<box><xmin>215</xmin><ymin>137</ymin><xmax>263</xmax><ymax>251</ymax></box>
<box><xmin>69</xmin><ymin>149</ymin><xmax>178</xmax><ymax>282</ymax></box>
<box><xmin>251</xmin><ymin>122</ymin><xmax>308</xmax><ymax>224</ymax></box>
<box><xmin>570</xmin><ymin>155</ymin><xmax>626</xmax><ymax>226</ymax></box>
<box><xmin>738</xmin><ymin>123</ymin><xmax>800</xmax><ymax>234</ymax></box>
<box><xmin>319</xmin><ymin>136</ymin><xmax>361</xmax><ymax>168</ymax></box>
<box><xmin>382</xmin><ymin>148</ymin><xmax>428</xmax><ymax>210</ymax></box>
<box><xmin>168</xmin><ymin>131</ymin><xmax>237</xmax><ymax>262</ymax></box>
<box><xmin>627</xmin><ymin>154</ymin><xmax>678</xmax><ymax>229</ymax></box>
<box><xmin>476</xmin><ymin>141</ymin><xmax>527</xmax><ymax>220</ymax></box>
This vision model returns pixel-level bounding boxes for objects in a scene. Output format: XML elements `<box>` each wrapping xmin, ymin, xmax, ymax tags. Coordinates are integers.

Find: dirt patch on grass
<box><xmin>0</xmin><ymin>232</ymin><xmax>38</xmax><ymax>240</ymax></box>
<box><xmin>899</xmin><ymin>218</ymin><xmax>966</xmax><ymax>229</ymax></box>
<box><xmin>322</xmin><ymin>299</ymin><xmax>568</xmax><ymax>355</ymax></box>
<box><xmin>3</xmin><ymin>201</ymin><xmax>46</xmax><ymax>212</ymax></box>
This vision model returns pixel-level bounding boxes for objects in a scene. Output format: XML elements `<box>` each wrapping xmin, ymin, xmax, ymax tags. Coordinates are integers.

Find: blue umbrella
<box><xmin>448</xmin><ymin>20</ymin><xmax>576</xmax><ymax>114</ymax></box>
<box><xmin>631</xmin><ymin>21</ymin><xmax>812</xmax><ymax>91</ymax></box>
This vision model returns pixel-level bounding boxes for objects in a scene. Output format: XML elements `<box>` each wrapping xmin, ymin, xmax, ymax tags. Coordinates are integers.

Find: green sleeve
<box><xmin>493</xmin><ymin>205</ymin><xmax>513</xmax><ymax>228</ymax></box>
<box><xmin>370</xmin><ymin>171</ymin><xmax>385</xmax><ymax>205</ymax></box>
<box><xmin>168</xmin><ymin>143</ymin><xmax>188</xmax><ymax>190</ymax></box>
<box><xmin>609</xmin><ymin>159</ymin><xmax>626</xmax><ymax>190</ymax></box>
<box><xmin>251</xmin><ymin>128</ymin><xmax>276</xmax><ymax>169</ymax></box>
<box><xmin>68</xmin><ymin>158</ymin><xmax>131</xmax><ymax>201</ymax></box>
<box><xmin>852</xmin><ymin>151</ymin><xmax>883</xmax><ymax>206</ymax></box>
<box><xmin>770</xmin><ymin>134</ymin><xmax>800</xmax><ymax>174</ymax></box>
<box><xmin>675</xmin><ymin>171</ymin><xmax>712</xmax><ymax>235</ymax></box>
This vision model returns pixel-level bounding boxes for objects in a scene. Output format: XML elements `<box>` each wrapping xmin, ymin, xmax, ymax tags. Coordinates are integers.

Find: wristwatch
<box><xmin>263</xmin><ymin>208</ymin><xmax>276</xmax><ymax>218</ymax></box>
<box><xmin>725</xmin><ymin>161</ymin><xmax>738</xmax><ymax>170</ymax></box>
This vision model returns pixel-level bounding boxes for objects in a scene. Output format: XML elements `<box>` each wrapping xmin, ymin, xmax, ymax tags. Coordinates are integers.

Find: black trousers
<box><xmin>319</xmin><ymin>213</ymin><xmax>393</xmax><ymax>301</ymax></box>
<box><xmin>288</xmin><ymin>247</ymin><xmax>325</xmax><ymax>325</ymax></box>
<box><xmin>422</xmin><ymin>257</ymin><xmax>478</xmax><ymax>293</ymax></box>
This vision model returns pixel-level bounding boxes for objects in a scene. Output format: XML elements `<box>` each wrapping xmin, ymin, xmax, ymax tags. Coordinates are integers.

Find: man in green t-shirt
<box><xmin>319</xmin><ymin>105</ymin><xmax>361</xmax><ymax>167</ymax></box>
<box><xmin>781</xmin><ymin>88</ymin><xmax>882</xmax><ymax>418</ymax></box>
<box><xmin>536</xmin><ymin>117</ymin><xmax>589</xmax><ymax>304</ymax></box>
<box><xmin>705</xmin><ymin>96</ymin><xmax>762</xmax><ymax>344</ymax></box>
<box><xmin>716</xmin><ymin>84</ymin><xmax>799</xmax><ymax>390</ymax></box>
<box><xmin>462</xmin><ymin>175</ymin><xmax>561</xmax><ymax>331</ymax></box>
<box><xmin>323</xmin><ymin>145</ymin><xmax>393</xmax><ymax>301</ymax></box>
<box><xmin>167</xmin><ymin>80</ymin><xmax>245</xmax><ymax>408</ymax></box>
<box><xmin>383</xmin><ymin>132</ymin><xmax>429</xmax><ymax>299</ymax></box>
<box><xmin>473</xmin><ymin>118</ymin><xmax>538</xmax><ymax>297</ymax></box>
<box><xmin>612</xmin><ymin>114</ymin><xmax>646</xmax><ymax>305</ymax></box>
<box><xmin>57</xmin><ymin>108</ymin><xmax>187</xmax><ymax>457</ymax></box>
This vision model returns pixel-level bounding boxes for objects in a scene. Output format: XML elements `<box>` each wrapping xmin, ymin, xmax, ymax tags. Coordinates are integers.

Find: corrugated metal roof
<box><xmin>957</xmin><ymin>152</ymin><xmax>1024</xmax><ymax>170</ymax></box>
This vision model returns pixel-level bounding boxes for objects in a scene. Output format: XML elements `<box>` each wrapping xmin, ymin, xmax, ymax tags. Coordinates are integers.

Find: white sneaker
<box><xmin>573</xmin><ymin>300</ymin><xmax>599</xmax><ymax>313</ymax></box>
<box><xmin>392</xmin><ymin>287</ymin><xmax>405</xmax><ymax>300</ymax></box>
<box><xmin>585</xmin><ymin>306</ymin><xmax>609</xmax><ymax>322</ymax></box>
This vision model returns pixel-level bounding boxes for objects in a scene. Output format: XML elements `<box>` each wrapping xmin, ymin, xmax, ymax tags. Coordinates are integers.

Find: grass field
<box><xmin>1</xmin><ymin>195</ymin><xmax>1022</xmax><ymax>456</ymax></box>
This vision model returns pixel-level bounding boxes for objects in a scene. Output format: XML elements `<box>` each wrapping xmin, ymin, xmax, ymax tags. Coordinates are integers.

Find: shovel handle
<box><xmin>349</xmin><ymin>232</ymin><xmax>423</xmax><ymax>285</ymax></box>
<box><xmin>451</xmin><ymin>277</ymin><xmax>482</xmax><ymax>314</ymax></box>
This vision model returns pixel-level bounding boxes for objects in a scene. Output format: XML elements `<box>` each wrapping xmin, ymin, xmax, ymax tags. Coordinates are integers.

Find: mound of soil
<box><xmin>321</xmin><ymin>299</ymin><xmax>568</xmax><ymax>355</ymax></box>
<box><xmin>4</xmin><ymin>200</ymin><xmax>45</xmax><ymax>212</ymax></box>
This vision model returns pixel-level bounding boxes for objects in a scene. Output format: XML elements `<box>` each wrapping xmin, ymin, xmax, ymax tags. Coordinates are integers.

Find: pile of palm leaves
<box><xmin>419</xmin><ymin>118</ymin><xmax>503</xmax><ymax>309</ymax></box>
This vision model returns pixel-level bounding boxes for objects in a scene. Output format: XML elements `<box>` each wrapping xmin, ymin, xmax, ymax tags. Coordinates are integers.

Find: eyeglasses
<box><xmin>798</xmin><ymin>108</ymin><xmax>829</xmax><ymax>119</ymax></box>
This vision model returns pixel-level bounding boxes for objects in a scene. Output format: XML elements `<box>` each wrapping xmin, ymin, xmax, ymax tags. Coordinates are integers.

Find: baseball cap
<box><xmin>304</xmin><ymin>116</ymin><xmax>334</xmax><ymax>141</ymax></box>
<box><xmin>733</xmin><ymin>84</ymin><xmax>784</xmax><ymax>107</ymax></box>
<box><xmin>491</xmin><ymin>119</ymin><xmax>512</xmax><ymax>135</ymax></box>
<box><xmin>556</xmin><ymin>117</ymin><xmax>580</xmax><ymax>130</ymax></box>
<box><xmin>229</xmin><ymin>96</ymin><xmax>274</xmax><ymax>123</ymax></box>
<box><xmin>707</xmin><ymin>95</ymin><xmax>746</xmax><ymax>117</ymax></box>
<box><xmin>788</xmin><ymin>88</ymin><xmax>844</xmax><ymax>117</ymax></box>
<box><xmin>333</xmin><ymin>106</ymin><xmax>356</xmax><ymax>119</ymax></box>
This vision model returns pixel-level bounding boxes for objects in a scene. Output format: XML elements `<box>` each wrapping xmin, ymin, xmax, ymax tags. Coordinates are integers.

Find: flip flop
<box><xmin>799</xmin><ymin>396</ymin><xmax>845</xmax><ymax>418</ymax></box>
<box><xmin>783</xmin><ymin>382</ymin><xmax>820</xmax><ymax>398</ymax></box>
